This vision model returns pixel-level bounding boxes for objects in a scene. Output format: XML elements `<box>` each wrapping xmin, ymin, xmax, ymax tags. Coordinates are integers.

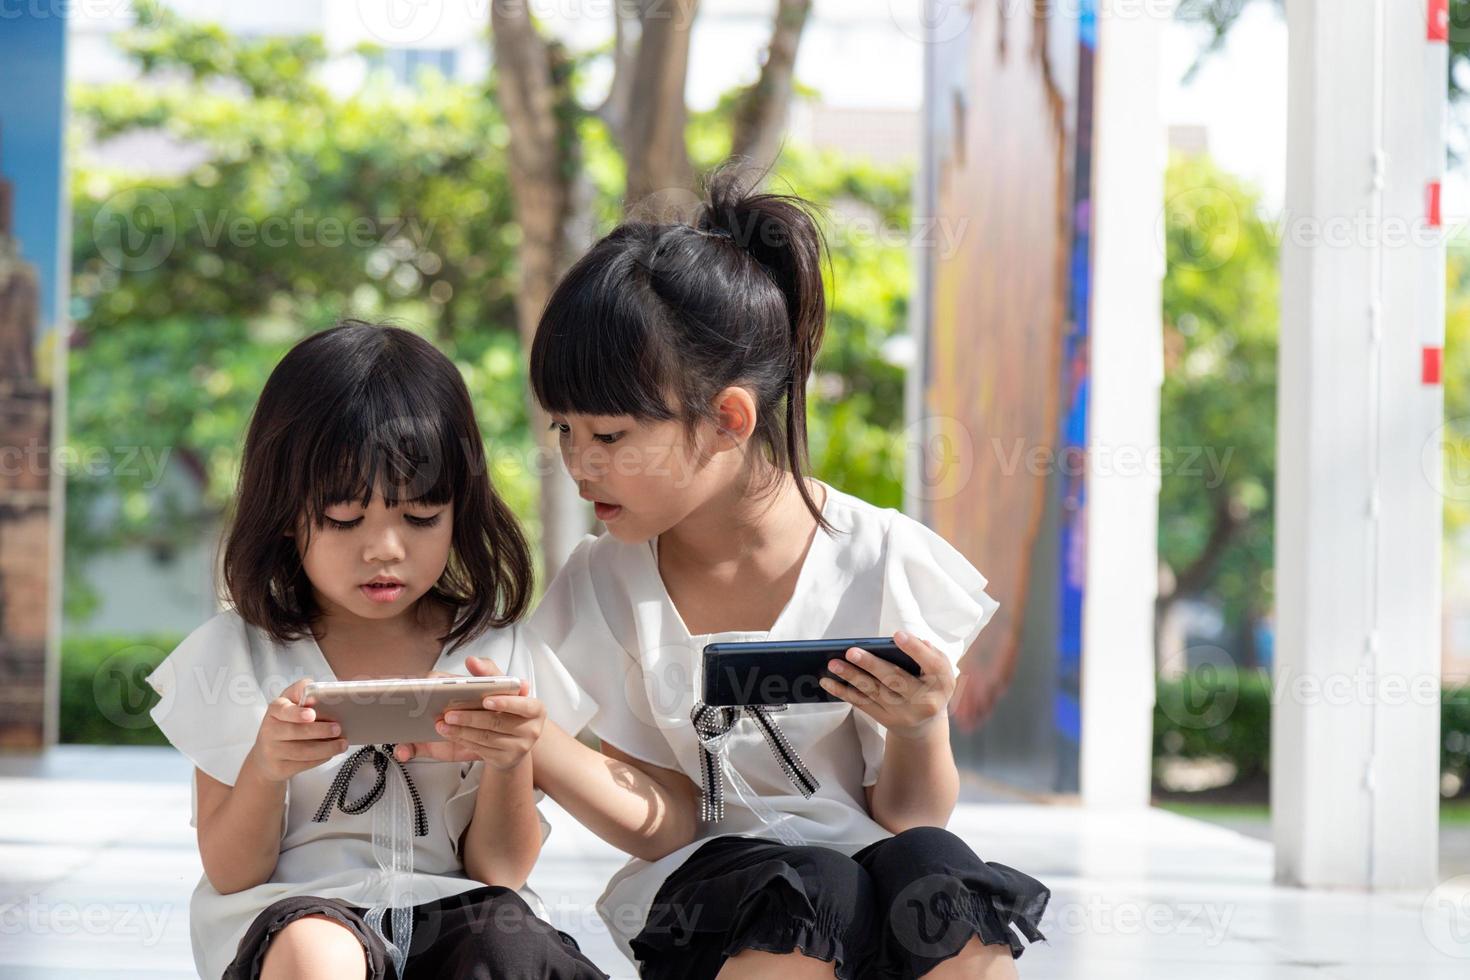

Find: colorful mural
<box><xmin>922</xmin><ymin>0</ymin><xmax>1096</xmax><ymax>794</ymax></box>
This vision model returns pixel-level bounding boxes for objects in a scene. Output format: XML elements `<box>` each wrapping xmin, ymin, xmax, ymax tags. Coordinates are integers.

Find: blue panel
<box><xmin>0</xmin><ymin>8</ymin><xmax>68</xmax><ymax>337</ymax></box>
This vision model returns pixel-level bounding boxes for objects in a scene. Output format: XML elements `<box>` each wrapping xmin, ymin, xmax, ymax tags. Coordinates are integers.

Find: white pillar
<box><xmin>1273</xmin><ymin>0</ymin><xmax>1444</xmax><ymax>889</ymax></box>
<box><xmin>1079</xmin><ymin>0</ymin><xmax>1170</xmax><ymax>809</ymax></box>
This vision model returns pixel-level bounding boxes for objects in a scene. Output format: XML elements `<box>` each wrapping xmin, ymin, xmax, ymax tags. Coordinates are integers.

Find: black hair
<box><xmin>529</xmin><ymin>167</ymin><xmax>833</xmax><ymax>532</ymax></box>
<box><xmin>222</xmin><ymin>319</ymin><xmax>533</xmax><ymax>649</ymax></box>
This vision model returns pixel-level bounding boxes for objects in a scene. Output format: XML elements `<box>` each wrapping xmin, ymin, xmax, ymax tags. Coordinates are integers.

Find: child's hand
<box><xmin>394</xmin><ymin>656</ymin><xmax>546</xmax><ymax>771</ymax></box>
<box><xmin>246</xmin><ymin>677</ymin><xmax>347</xmax><ymax>784</ymax></box>
<box><xmin>819</xmin><ymin>631</ymin><xmax>956</xmax><ymax>739</ymax></box>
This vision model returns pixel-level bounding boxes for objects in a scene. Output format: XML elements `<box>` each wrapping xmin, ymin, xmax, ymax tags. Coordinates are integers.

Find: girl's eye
<box><xmin>405</xmin><ymin>513</ymin><xmax>443</xmax><ymax>528</ymax></box>
<box><xmin>325</xmin><ymin>517</ymin><xmax>362</xmax><ymax>530</ymax></box>
<box><xmin>548</xmin><ymin>421</ymin><xmax>621</xmax><ymax>444</ymax></box>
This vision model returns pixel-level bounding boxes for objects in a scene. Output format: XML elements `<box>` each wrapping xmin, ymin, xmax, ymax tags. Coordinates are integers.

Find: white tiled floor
<box><xmin>2</xmin><ymin>746</ymin><xmax>1469</xmax><ymax>978</ymax></box>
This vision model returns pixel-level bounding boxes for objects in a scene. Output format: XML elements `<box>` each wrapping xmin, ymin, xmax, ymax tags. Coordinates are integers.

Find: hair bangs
<box><xmin>303</xmin><ymin>377</ymin><xmax>461</xmax><ymax>526</ymax></box>
<box><xmin>530</xmin><ymin>233</ymin><xmax>681</xmax><ymax>422</ymax></box>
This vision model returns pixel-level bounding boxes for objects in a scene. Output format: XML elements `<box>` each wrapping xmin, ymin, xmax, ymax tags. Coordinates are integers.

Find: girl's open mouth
<box><xmin>594</xmin><ymin>501</ymin><xmax>623</xmax><ymax>521</ymax></box>
<box><xmin>360</xmin><ymin>582</ymin><xmax>406</xmax><ymax>603</ymax></box>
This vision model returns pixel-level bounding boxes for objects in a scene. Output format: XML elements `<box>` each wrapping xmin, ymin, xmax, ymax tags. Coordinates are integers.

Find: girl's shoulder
<box><xmin>144</xmin><ymin>608</ymin><xmax>281</xmax><ymax>787</ymax></box>
<box><xmin>151</xmin><ymin>607</ymin><xmax>312</xmax><ymax>695</ymax></box>
<box><xmin>527</xmin><ymin>531</ymin><xmax>630</xmax><ymax>649</ymax></box>
<box><xmin>821</xmin><ymin>483</ymin><xmax>999</xmax><ymax>664</ymax></box>
<box><xmin>819</xmin><ymin>483</ymin><xmax>950</xmax><ymax>568</ymax></box>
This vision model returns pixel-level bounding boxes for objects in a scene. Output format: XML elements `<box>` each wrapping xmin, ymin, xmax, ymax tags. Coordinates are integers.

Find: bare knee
<box><xmin>259</xmin><ymin>914</ymin><xmax>368</xmax><ymax>980</ymax></box>
<box><xmin>923</xmin><ymin>935</ymin><xmax>1018</xmax><ymax>980</ymax></box>
<box><xmin>717</xmin><ymin>948</ymin><xmax>838</xmax><ymax>979</ymax></box>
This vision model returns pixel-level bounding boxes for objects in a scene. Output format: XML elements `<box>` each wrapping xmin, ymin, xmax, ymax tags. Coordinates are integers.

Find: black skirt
<box><xmin>222</xmin><ymin>884</ymin><xmax>609</xmax><ymax>980</ymax></box>
<box><xmin>630</xmin><ymin>827</ymin><xmax>1050</xmax><ymax>980</ymax></box>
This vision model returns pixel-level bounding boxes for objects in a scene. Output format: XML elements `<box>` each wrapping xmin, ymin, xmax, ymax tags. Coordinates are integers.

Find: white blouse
<box><xmin>526</xmin><ymin>480</ymin><xmax>1000</xmax><ymax>964</ymax></box>
<box><xmin>144</xmin><ymin>611</ymin><xmax>596</xmax><ymax>980</ymax></box>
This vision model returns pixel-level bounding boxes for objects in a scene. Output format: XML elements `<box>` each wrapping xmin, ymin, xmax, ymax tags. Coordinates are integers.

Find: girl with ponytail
<box><xmin>511</xmin><ymin>169</ymin><xmax>1050</xmax><ymax>978</ymax></box>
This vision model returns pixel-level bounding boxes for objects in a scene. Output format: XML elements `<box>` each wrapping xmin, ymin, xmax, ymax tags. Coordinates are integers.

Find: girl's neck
<box><xmin>657</xmin><ymin>470</ymin><xmax>826</xmax><ymax>574</ymax></box>
<box><xmin>310</xmin><ymin>595</ymin><xmax>452</xmax><ymax>678</ymax></box>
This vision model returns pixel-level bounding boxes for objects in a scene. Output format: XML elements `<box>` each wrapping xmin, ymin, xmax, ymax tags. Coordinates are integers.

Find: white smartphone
<box><xmin>301</xmin><ymin>676</ymin><xmax>523</xmax><ymax>745</ymax></box>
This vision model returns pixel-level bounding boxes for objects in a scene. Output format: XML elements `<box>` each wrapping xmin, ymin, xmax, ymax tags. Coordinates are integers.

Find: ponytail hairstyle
<box><xmin>529</xmin><ymin>166</ymin><xmax>835</xmax><ymax>533</ymax></box>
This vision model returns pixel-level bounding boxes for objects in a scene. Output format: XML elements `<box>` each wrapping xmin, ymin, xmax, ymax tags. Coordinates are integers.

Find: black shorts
<box><xmin>629</xmin><ymin>827</ymin><xmax>1050</xmax><ymax>980</ymax></box>
<box><xmin>222</xmin><ymin>884</ymin><xmax>609</xmax><ymax>980</ymax></box>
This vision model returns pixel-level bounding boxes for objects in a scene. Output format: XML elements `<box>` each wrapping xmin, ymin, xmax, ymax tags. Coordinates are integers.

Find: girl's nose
<box><xmin>363</xmin><ymin>528</ymin><xmax>406</xmax><ymax>563</ymax></box>
<box><xmin>561</xmin><ymin>438</ymin><xmax>586</xmax><ymax>482</ymax></box>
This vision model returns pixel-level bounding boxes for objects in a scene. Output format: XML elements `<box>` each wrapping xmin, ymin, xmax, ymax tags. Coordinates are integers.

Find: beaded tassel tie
<box><xmin>691</xmin><ymin>702</ymin><xmax>819</xmax><ymax>823</ymax></box>
<box><xmin>311</xmin><ymin>743</ymin><xmax>428</xmax><ymax>836</ymax></box>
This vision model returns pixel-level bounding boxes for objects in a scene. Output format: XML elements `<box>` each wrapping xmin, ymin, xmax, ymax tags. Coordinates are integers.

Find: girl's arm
<box><xmin>865</xmin><ymin>715</ymin><xmax>960</xmax><ymax>832</ymax></box>
<box><xmin>424</xmin><ymin>665</ymin><xmax>554</xmax><ymax>888</ymax></box>
<box><xmin>195</xmin><ymin>759</ymin><xmax>286</xmax><ymax>893</ymax></box>
<box><xmin>196</xmin><ymin>678</ymin><xmax>347</xmax><ymax>894</ymax></box>
<box><xmin>821</xmin><ymin>631</ymin><xmax>961</xmax><ymax>833</ymax></box>
<box><xmin>531</xmin><ymin>720</ymin><xmax>701</xmax><ymax>862</ymax></box>
<box><xmin>460</xmin><ymin>757</ymin><xmax>542</xmax><ymax>889</ymax></box>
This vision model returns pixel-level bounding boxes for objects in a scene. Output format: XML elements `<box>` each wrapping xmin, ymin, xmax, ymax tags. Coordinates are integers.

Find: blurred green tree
<box><xmin>65</xmin><ymin>3</ymin><xmax>914</xmax><ymax>621</ymax></box>
<box><xmin>1157</xmin><ymin>153</ymin><xmax>1280</xmax><ymax>665</ymax></box>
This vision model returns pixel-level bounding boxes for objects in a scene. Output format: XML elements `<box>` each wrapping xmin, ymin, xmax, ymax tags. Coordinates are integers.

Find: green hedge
<box><xmin>64</xmin><ymin>633</ymin><xmax>1470</xmax><ymax>787</ymax></box>
<box><xmin>1154</xmin><ymin>671</ymin><xmax>1470</xmax><ymax>796</ymax></box>
<box><xmin>60</xmin><ymin>632</ymin><xmax>180</xmax><ymax>745</ymax></box>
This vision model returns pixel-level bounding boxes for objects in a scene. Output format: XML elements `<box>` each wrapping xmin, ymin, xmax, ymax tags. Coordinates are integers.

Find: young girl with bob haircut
<box><xmin>512</xmin><ymin>170</ymin><xmax>1051</xmax><ymax>978</ymax></box>
<box><xmin>145</xmin><ymin>321</ymin><xmax>607</xmax><ymax>980</ymax></box>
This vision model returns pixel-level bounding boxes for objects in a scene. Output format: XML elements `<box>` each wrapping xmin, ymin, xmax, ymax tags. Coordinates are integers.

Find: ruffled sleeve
<box><xmin>528</xmin><ymin>533</ymin><xmax>681</xmax><ymax>771</ymax></box>
<box><xmin>512</xmin><ymin>623</ymin><xmax>598</xmax><ymax>739</ymax></box>
<box><xmin>440</xmin><ymin>759</ymin><xmax>554</xmax><ymax>862</ymax></box>
<box><xmin>855</xmin><ymin>512</ymin><xmax>1001</xmax><ymax>785</ymax></box>
<box><xmin>144</xmin><ymin>611</ymin><xmax>269</xmax><ymax>795</ymax></box>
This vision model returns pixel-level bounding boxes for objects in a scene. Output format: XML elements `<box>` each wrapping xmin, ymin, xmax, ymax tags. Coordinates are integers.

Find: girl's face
<box><xmin>550</xmin><ymin>412</ymin><xmax>724</xmax><ymax>543</ymax></box>
<box><xmin>295</xmin><ymin>491</ymin><xmax>455</xmax><ymax>621</ymax></box>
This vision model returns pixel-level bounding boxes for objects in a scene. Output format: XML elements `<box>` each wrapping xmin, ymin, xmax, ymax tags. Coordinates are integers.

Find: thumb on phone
<box><xmin>282</xmin><ymin>677</ymin><xmax>315</xmax><ymax>707</ymax></box>
<box><xmin>465</xmin><ymin>655</ymin><xmax>503</xmax><ymax>677</ymax></box>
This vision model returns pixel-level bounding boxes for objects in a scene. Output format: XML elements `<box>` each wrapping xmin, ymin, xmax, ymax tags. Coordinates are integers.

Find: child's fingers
<box><xmin>820</xmin><ymin>674</ymin><xmax>874</xmax><ymax>709</ymax></box>
<box><xmin>893</xmin><ymin>631</ymin><xmax>950</xmax><ymax>677</ymax></box>
<box><xmin>827</xmin><ymin>659</ymin><xmax>884</xmax><ymax>699</ymax></box>
<box><xmin>464</xmin><ymin>655</ymin><xmax>505</xmax><ymax>677</ymax></box>
<box><xmin>269</xmin><ymin>697</ymin><xmax>316</xmax><ymax>724</ymax></box>
<box><xmin>479</xmin><ymin>695</ymin><xmax>543</xmax><ymax>718</ymax></box>
<box><xmin>395</xmin><ymin>742</ymin><xmax>428</xmax><ymax>762</ymax></box>
<box><xmin>276</xmin><ymin>719</ymin><xmax>341</xmax><ymax>741</ymax></box>
<box><xmin>281</xmin><ymin>677</ymin><xmax>312</xmax><ymax>701</ymax></box>
<box><xmin>436</xmin><ymin>721</ymin><xmax>499</xmax><ymax>750</ymax></box>
<box><xmin>279</xmin><ymin>738</ymin><xmax>347</xmax><ymax>762</ymax></box>
<box><xmin>843</xmin><ymin>647</ymin><xmax>915</xmax><ymax>695</ymax></box>
<box><xmin>440</xmin><ymin>709</ymin><xmax>507</xmax><ymax>733</ymax></box>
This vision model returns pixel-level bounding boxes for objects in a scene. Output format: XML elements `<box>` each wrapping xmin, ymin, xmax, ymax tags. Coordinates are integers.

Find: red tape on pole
<box><xmin>1430</xmin><ymin>0</ymin><xmax>1450</xmax><ymax>41</ymax></box>
<box><xmin>1424</xmin><ymin>346</ymin><xmax>1443</xmax><ymax>385</ymax></box>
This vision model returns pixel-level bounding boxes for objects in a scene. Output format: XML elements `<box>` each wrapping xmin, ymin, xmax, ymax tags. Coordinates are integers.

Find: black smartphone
<box><xmin>701</xmin><ymin>637</ymin><xmax>920</xmax><ymax>706</ymax></box>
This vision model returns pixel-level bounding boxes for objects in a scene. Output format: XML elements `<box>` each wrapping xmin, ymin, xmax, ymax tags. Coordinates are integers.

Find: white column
<box><xmin>1273</xmin><ymin>0</ymin><xmax>1444</xmax><ymax>889</ymax></box>
<box><xmin>1078</xmin><ymin>0</ymin><xmax>1170</xmax><ymax>809</ymax></box>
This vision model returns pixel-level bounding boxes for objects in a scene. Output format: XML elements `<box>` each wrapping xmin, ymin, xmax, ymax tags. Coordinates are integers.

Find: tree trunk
<box><xmin>495</xmin><ymin>0</ymin><xmax>815</xmax><ymax>579</ymax></box>
<box><xmin>490</xmin><ymin>7</ymin><xmax>592</xmax><ymax>580</ymax></box>
<box><xmin>729</xmin><ymin>0</ymin><xmax>813</xmax><ymax>175</ymax></box>
<box><xmin>619</xmin><ymin>0</ymin><xmax>699</xmax><ymax>212</ymax></box>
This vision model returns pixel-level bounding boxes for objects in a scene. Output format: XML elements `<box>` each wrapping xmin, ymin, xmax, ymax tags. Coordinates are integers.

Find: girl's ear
<box><xmin>711</xmin><ymin>386</ymin><xmax>758</xmax><ymax>448</ymax></box>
